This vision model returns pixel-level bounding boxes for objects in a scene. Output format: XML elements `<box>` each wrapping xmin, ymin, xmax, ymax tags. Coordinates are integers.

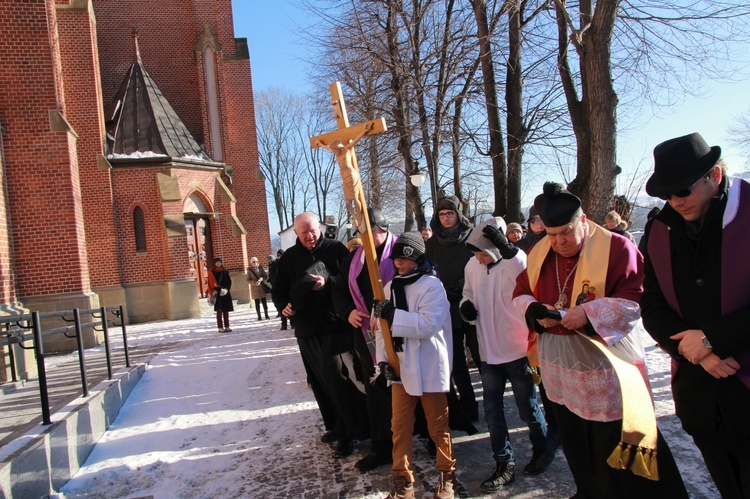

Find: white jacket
<box><xmin>375</xmin><ymin>273</ymin><xmax>453</xmax><ymax>396</ymax></box>
<box><xmin>461</xmin><ymin>252</ymin><xmax>529</xmax><ymax>365</ymax></box>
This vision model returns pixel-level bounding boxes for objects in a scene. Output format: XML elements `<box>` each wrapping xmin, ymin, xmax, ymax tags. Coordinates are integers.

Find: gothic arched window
<box><xmin>133</xmin><ymin>206</ymin><xmax>147</xmax><ymax>252</ymax></box>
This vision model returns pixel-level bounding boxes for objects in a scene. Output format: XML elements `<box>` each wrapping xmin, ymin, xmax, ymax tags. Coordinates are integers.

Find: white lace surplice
<box><xmin>539</xmin><ymin>297</ymin><xmax>648</xmax><ymax>422</ymax></box>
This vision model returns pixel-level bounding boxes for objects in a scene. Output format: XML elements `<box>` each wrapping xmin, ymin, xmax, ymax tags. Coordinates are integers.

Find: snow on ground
<box><xmin>54</xmin><ymin>304</ymin><xmax>718</xmax><ymax>498</ymax></box>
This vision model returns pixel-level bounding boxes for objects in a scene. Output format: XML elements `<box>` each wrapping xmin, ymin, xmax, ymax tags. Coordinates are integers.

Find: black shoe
<box><xmin>480</xmin><ymin>462</ymin><xmax>515</xmax><ymax>492</ymax></box>
<box><xmin>333</xmin><ymin>439</ymin><xmax>354</xmax><ymax>458</ymax></box>
<box><xmin>355</xmin><ymin>452</ymin><xmax>392</xmax><ymax>473</ymax></box>
<box><xmin>321</xmin><ymin>430</ymin><xmax>337</xmax><ymax>444</ymax></box>
<box><xmin>265</xmin><ymin>314</ymin><xmax>270</xmax><ymax>320</ymax></box>
<box><xmin>548</xmin><ymin>430</ymin><xmax>562</xmax><ymax>451</ymax></box>
<box><xmin>523</xmin><ymin>449</ymin><xmax>555</xmax><ymax>475</ymax></box>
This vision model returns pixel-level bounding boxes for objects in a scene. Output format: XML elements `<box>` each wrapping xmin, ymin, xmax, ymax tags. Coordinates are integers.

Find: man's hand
<box><xmin>378</xmin><ymin>362</ymin><xmax>400</xmax><ymax>382</ymax></box>
<box><xmin>348</xmin><ymin>309</ymin><xmax>370</xmax><ymax>328</ymax></box>
<box><xmin>670</xmin><ymin>329</ymin><xmax>712</xmax><ymax>364</ymax></box>
<box><xmin>560</xmin><ymin>306</ymin><xmax>588</xmax><ymax>331</ymax></box>
<box><xmin>699</xmin><ymin>353</ymin><xmax>740</xmax><ymax>378</ymax></box>
<box><xmin>309</xmin><ymin>274</ymin><xmax>326</xmax><ymax>291</ymax></box>
<box><xmin>526</xmin><ymin>302</ymin><xmax>557</xmax><ymax>331</ymax></box>
<box><xmin>282</xmin><ymin>303</ymin><xmax>296</xmax><ymax>317</ymax></box>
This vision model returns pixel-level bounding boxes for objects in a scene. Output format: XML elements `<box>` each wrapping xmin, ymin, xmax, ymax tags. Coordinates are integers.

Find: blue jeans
<box><xmin>480</xmin><ymin>357</ymin><xmax>550</xmax><ymax>463</ymax></box>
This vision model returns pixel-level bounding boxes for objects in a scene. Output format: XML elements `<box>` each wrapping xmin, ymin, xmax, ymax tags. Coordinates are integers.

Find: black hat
<box><xmin>435</xmin><ymin>195</ymin><xmax>461</xmax><ymax>214</ymax></box>
<box><xmin>391</xmin><ymin>231</ymin><xmax>425</xmax><ymax>262</ymax></box>
<box><xmin>367</xmin><ymin>206</ymin><xmax>389</xmax><ymax>231</ymax></box>
<box><xmin>646</xmin><ymin>133</ymin><xmax>721</xmax><ymax>198</ymax></box>
<box><xmin>533</xmin><ymin>182</ymin><xmax>583</xmax><ymax>228</ymax></box>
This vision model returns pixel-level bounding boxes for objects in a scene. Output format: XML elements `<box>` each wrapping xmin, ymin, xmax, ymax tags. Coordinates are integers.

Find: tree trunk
<box><xmin>505</xmin><ymin>0</ymin><xmax>525</xmax><ymax>223</ymax></box>
<box><xmin>471</xmin><ymin>0</ymin><xmax>507</xmax><ymax>216</ymax></box>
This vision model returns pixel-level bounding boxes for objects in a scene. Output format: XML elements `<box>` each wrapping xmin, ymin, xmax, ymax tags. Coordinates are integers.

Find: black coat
<box><xmin>271</xmin><ymin>236</ymin><xmax>349</xmax><ymax>339</ymax></box>
<box><xmin>641</xmin><ymin>180</ymin><xmax>750</xmax><ymax>434</ymax></box>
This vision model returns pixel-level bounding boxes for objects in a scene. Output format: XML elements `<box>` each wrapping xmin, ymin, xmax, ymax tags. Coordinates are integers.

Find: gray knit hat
<box><xmin>390</xmin><ymin>231</ymin><xmax>425</xmax><ymax>262</ymax></box>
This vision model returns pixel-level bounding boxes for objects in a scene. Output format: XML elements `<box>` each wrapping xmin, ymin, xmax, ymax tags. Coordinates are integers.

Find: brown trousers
<box><xmin>391</xmin><ymin>383</ymin><xmax>456</xmax><ymax>482</ymax></box>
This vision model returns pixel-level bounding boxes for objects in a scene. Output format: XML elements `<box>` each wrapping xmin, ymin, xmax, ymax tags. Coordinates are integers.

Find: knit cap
<box><xmin>506</xmin><ymin>222</ymin><xmax>523</xmax><ymax>234</ymax></box>
<box><xmin>390</xmin><ymin>231</ymin><xmax>425</xmax><ymax>262</ymax></box>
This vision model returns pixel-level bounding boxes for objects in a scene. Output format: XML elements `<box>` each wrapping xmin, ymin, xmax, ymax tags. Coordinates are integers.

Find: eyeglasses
<box><xmin>438</xmin><ymin>212</ymin><xmax>456</xmax><ymax>219</ymax></box>
<box><xmin>659</xmin><ymin>175</ymin><xmax>709</xmax><ymax>201</ymax></box>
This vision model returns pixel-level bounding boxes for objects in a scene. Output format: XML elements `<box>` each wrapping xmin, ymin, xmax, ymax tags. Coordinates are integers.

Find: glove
<box><xmin>220</xmin><ymin>288</ymin><xmax>228</xmax><ymax>296</ymax></box>
<box><xmin>483</xmin><ymin>224</ymin><xmax>519</xmax><ymax>259</ymax></box>
<box><xmin>372</xmin><ymin>300</ymin><xmax>396</xmax><ymax>325</ymax></box>
<box><xmin>525</xmin><ymin>301</ymin><xmax>548</xmax><ymax>334</ymax></box>
<box><xmin>460</xmin><ymin>300</ymin><xmax>478</xmax><ymax>321</ymax></box>
<box><xmin>378</xmin><ymin>362</ymin><xmax>400</xmax><ymax>383</ymax></box>
<box><xmin>482</xmin><ymin>224</ymin><xmax>509</xmax><ymax>249</ymax></box>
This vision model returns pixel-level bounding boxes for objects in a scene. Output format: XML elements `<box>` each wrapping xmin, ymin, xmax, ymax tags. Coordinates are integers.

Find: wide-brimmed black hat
<box><xmin>533</xmin><ymin>182</ymin><xmax>583</xmax><ymax>228</ymax></box>
<box><xmin>646</xmin><ymin>133</ymin><xmax>721</xmax><ymax>198</ymax></box>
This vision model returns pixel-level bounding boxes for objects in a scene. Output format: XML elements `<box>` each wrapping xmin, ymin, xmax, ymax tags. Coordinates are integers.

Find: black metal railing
<box><xmin>0</xmin><ymin>306</ymin><xmax>129</xmax><ymax>425</ymax></box>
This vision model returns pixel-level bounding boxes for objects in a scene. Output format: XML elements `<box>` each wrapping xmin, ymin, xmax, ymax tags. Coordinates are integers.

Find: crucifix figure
<box><xmin>309</xmin><ymin>82</ymin><xmax>400</xmax><ymax>374</ymax></box>
<box><xmin>313</xmin><ymin>122</ymin><xmax>374</xmax><ymax>228</ymax></box>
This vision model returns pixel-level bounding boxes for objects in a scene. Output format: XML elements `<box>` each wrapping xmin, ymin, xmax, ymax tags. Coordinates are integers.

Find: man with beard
<box><xmin>272</xmin><ymin>212</ymin><xmax>368</xmax><ymax>459</ymax></box>
<box><xmin>425</xmin><ymin>196</ymin><xmax>479</xmax><ymax>421</ymax></box>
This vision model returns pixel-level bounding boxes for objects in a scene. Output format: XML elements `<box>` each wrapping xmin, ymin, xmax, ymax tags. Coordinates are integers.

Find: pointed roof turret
<box><xmin>105</xmin><ymin>29</ymin><xmax>224</xmax><ymax>169</ymax></box>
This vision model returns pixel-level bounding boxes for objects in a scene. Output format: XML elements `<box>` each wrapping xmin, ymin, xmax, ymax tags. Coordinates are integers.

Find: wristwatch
<box><xmin>700</xmin><ymin>333</ymin><xmax>712</xmax><ymax>349</ymax></box>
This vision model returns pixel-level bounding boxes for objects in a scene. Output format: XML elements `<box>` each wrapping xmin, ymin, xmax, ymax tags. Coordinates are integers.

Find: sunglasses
<box><xmin>659</xmin><ymin>175</ymin><xmax>709</xmax><ymax>201</ymax></box>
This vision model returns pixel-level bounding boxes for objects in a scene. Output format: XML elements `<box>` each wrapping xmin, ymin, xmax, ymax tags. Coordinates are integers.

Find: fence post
<box><xmin>32</xmin><ymin>311</ymin><xmax>52</xmax><ymax>425</ymax></box>
<box><xmin>101</xmin><ymin>307</ymin><xmax>113</xmax><ymax>379</ymax></box>
<box><xmin>118</xmin><ymin>305</ymin><xmax>130</xmax><ymax>368</ymax></box>
<box><xmin>73</xmin><ymin>308</ymin><xmax>89</xmax><ymax>397</ymax></box>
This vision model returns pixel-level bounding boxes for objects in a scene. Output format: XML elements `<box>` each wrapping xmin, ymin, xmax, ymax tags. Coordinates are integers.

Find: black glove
<box><xmin>482</xmin><ymin>224</ymin><xmax>509</xmax><ymax>248</ymax></box>
<box><xmin>460</xmin><ymin>300</ymin><xmax>478</xmax><ymax>321</ymax></box>
<box><xmin>378</xmin><ymin>362</ymin><xmax>400</xmax><ymax>382</ymax></box>
<box><xmin>372</xmin><ymin>299</ymin><xmax>396</xmax><ymax>325</ymax></box>
<box><xmin>482</xmin><ymin>224</ymin><xmax>519</xmax><ymax>260</ymax></box>
<box><xmin>525</xmin><ymin>301</ymin><xmax>549</xmax><ymax>334</ymax></box>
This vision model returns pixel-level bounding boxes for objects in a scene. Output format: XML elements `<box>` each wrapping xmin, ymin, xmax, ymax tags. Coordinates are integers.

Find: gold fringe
<box><xmin>607</xmin><ymin>442</ymin><xmax>630</xmax><ymax>470</ymax></box>
<box><xmin>630</xmin><ymin>447</ymin><xmax>649</xmax><ymax>478</ymax></box>
<box><xmin>648</xmin><ymin>449</ymin><xmax>659</xmax><ymax>481</ymax></box>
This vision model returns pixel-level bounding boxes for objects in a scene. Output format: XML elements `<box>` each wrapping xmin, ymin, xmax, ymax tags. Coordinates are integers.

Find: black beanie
<box><xmin>533</xmin><ymin>182</ymin><xmax>583</xmax><ymax>228</ymax></box>
<box><xmin>435</xmin><ymin>195</ymin><xmax>461</xmax><ymax>214</ymax></box>
<box><xmin>391</xmin><ymin>231</ymin><xmax>425</xmax><ymax>262</ymax></box>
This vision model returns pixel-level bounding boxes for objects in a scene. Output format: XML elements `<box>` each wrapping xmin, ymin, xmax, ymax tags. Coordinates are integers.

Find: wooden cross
<box><xmin>309</xmin><ymin>82</ymin><xmax>400</xmax><ymax>376</ymax></box>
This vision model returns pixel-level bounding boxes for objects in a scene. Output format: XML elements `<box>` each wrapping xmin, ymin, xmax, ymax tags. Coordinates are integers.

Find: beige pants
<box><xmin>390</xmin><ymin>383</ymin><xmax>456</xmax><ymax>482</ymax></box>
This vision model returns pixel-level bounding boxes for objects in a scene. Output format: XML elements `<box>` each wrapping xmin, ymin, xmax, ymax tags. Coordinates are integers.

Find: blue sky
<box><xmin>232</xmin><ymin>1</ymin><xmax>750</xmax><ymax>200</ymax></box>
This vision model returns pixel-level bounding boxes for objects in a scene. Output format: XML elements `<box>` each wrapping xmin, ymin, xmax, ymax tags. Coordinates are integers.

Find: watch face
<box><xmin>701</xmin><ymin>336</ymin><xmax>712</xmax><ymax>349</ymax></box>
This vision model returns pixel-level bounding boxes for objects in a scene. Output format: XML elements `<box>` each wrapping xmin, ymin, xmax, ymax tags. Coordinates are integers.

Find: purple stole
<box><xmin>348</xmin><ymin>232</ymin><xmax>396</xmax><ymax>362</ymax></box>
<box><xmin>648</xmin><ymin>177</ymin><xmax>750</xmax><ymax>389</ymax></box>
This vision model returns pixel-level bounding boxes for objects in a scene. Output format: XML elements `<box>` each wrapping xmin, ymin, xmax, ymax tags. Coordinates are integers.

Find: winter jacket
<box><xmin>207</xmin><ymin>265</ymin><xmax>233</xmax><ymax>312</ymax></box>
<box><xmin>425</xmin><ymin>212</ymin><xmax>474</xmax><ymax>328</ymax></box>
<box><xmin>271</xmin><ymin>236</ymin><xmax>349</xmax><ymax>339</ymax></box>
<box><xmin>247</xmin><ymin>264</ymin><xmax>269</xmax><ymax>300</ymax></box>
<box><xmin>375</xmin><ymin>272</ymin><xmax>453</xmax><ymax>397</ymax></box>
<box><xmin>461</xmin><ymin>223</ymin><xmax>529</xmax><ymax>365</ymax></box>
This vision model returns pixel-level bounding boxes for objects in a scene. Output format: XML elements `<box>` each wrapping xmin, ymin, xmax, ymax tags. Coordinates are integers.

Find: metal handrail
<box><xmin>0</xmin><ymin>305</ymin><xmax>128</xmax><ymax>425</ymax></box>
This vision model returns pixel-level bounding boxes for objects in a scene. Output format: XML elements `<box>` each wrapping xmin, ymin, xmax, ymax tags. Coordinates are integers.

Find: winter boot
<box><xmin>265</xmin><ymin>312</ymin><xmax>270</xmax><ymax>320</ymax></box>
<box><xmin>433</xmin><ymin>471</ymin><xmax>455</xmax><ymax>499</ymax></box>
<box><xmin>385</xmin><ymin>475</ymin><xmax>414</xmax><ymax>499</ymax></box>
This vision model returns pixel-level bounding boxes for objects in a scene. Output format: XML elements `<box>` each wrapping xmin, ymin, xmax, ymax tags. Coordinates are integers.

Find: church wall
<box><xmin>0</xmin><ymin>0</ymin><xmax>93</xmax><ymax>300</ymax></box>
<box><xmin>56</xmin><ymin>1</ymin><xmax>122</xmax><ymax>293</ymax></box>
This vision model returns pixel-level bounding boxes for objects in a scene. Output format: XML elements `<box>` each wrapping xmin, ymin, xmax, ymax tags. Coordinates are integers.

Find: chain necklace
<box><xmin>555</xmin><ymin>253</ymin><xmax>578</xmax><ymax>310</ymax></box>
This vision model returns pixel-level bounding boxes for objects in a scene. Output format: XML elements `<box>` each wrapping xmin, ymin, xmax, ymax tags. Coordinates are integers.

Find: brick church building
<box><xmin>0</xmin><ymin>0</ymin><xmax>270</xmax><ymax>357</ymax></box>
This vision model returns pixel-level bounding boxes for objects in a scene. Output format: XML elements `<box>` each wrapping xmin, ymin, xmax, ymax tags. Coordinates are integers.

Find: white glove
<box><xmin>220</xmin><ymin>288</ymin><xmax>228</xmax><ymax>296</ymax></box>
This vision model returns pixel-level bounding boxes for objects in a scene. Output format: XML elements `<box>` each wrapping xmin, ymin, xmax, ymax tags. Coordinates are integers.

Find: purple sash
<box><xmin>649</xmin><ymin>177</ymin><xmax>750</xmax><ymax>389</ymax></box>
<box><xmin>348</xmin><ymin>232</ymin><xmax>396</xmax><ymax>362</ymax></box>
